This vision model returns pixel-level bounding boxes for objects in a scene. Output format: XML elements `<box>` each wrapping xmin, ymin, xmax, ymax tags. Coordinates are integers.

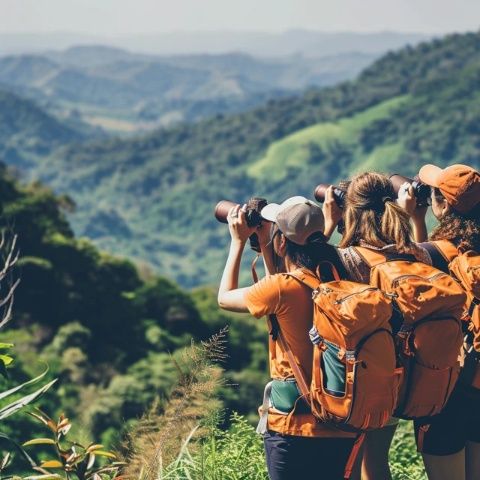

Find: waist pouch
<box><xmin>270</xmin><ymin>379</ymin><xmax>302</xmax><ymax>414</ymax></box>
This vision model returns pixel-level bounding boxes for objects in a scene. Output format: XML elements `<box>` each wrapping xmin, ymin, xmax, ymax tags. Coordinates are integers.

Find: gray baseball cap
<box><xmin>260</xmin><ymin>196</ymin><xmax>325</xmax><ymax>246</ymax></box>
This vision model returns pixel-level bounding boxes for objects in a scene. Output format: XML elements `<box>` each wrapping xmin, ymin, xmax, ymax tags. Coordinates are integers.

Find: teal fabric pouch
<box><xmin>270</xmin><ymin>379</ymin><xmax>300</xmax><ymax>414</ymax></box>
<box><xmin>321</xmin><ymin>340</ymin><xmax>347</xmax><ymax>397</ymax></box>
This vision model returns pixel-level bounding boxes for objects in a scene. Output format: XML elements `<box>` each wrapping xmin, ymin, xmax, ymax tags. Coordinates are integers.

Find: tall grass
<box><xmin>121</xmin><ymin>325</ymin><xmax>428</xmax><ymax>480</ymax></box>
<box><xmin>122</xmin><ymin>328</ymin><xmax>227</xmax><ymax>479</ymax></box>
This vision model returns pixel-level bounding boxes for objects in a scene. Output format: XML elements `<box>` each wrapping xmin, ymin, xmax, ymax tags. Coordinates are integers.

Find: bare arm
<box><xmin>397</xmin><ymin>182</ymin><xmax>428</xmax><ymax>242</ymax></box>
<box><xmin>323</xmin><ymin>186</ymin><xmax>343</xmax><ymax>241</ymax></box>
<box><xmin>256</xmin><ymin>221</ymin><xmax>276</xmax><ymax>276</ymax></box>
<box><xmin>217</xmin><ymin>205</ymin><xmax>254</xmax><ymax>313</ymax></box>
<box><xmin>411</xmin><ymin>214</ymin><xmax>428</xmax><ymax>243</ymax></box>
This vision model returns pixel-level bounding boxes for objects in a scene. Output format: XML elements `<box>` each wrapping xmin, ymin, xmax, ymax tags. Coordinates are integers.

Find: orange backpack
<box><xmin>355</xmin><ymin>247</ymin><xmax>466</xmax><ymax>420</ymax></box>
<box><xmin>428</xmin><ymin>240</ymin><xmax>480</xmax><ymax>389</ymax></box>
<box><xmin>275</xmin><ymin>267</ymin><xmax>401</xmax><ymax>432</ymax></box>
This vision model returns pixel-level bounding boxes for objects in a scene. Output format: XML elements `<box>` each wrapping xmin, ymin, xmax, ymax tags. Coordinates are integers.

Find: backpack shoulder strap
<box><xmin>420</xmin><ymin>241</ymin><xmax>456</xmax><ymax>273</ymax></box>
<box><xmin>284</xmin><ymin>268</ymin><xmax>323</xmax><ymax>290</ymax></box>
<box><xmin>354</xmin><ymin>246</ymin><xmax>417</xmax><ymax>268</ymax></box>
<box><xmin>430</xmin><ymin>240</ymin><xmax>458</xmax><ymax>262</ymax></box>
<box><xmin>267</xmin><ymin>314</ymin><xmax>311</xmax><ymax>399</ymax></box>
<box><xmin>286</xmin><ymin>263</ymin><xmax>345</xmax><ymax>288</ymax></box>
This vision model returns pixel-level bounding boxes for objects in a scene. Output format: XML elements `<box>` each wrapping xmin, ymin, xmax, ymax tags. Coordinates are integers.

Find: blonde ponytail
<box><xmin>339</xmin><ymin>172</ymin><xmax>413</xmax><ymax>251</ymax></box>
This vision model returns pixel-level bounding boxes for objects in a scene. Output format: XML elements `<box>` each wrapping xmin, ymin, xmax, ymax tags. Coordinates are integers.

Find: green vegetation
<box><xmin>0</xmin><ymin>166</ymin><xmax>267</xmax><ymax>469</ymax></box>
<box><xmin>248</xmin><ymin>95</ymin><xmax>409</xmax><ymax>181</ymax></box>
<box><xmin>151</xmin><ymin>417</ymin><xmax>426</xmax><ymax>480</ymax></box>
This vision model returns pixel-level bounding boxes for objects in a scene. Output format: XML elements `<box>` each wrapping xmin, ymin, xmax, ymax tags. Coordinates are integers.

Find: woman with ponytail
<box><xmin>323</xmin><ymin>172</ymin><xmax>431</xmax><ymax>480</ymax></box>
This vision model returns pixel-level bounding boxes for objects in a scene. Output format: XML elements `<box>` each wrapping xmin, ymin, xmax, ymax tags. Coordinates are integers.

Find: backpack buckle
<box><xmin>309</xmin><ymin>326</ymin><xmax>324</xmax><ymax>346</ymax></box>
<box><xmin>346</xmin><ymin>351</ymin><xmax>357</xmax><ymax>364</ymax></box>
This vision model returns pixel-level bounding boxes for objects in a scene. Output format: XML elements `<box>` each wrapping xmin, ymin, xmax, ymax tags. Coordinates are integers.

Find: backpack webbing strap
<box><xmin>284</xmin><ymin>268</ymin><xmax>323</xmax><ymax>290</ymax></box>
<box><xmin>430</xmin><ymin>240</ymin><xmax>459</xmax><ymax>262</ymax></box>
<box><xmin>416</xmin><ymin>424</ymin><xmax>430</xmax><ymax>453</ymax></box>
<box><xmin>267</xmin><ymin>314</ymin><xmax>311</xmax><ymax>399</ymax></box>
<box><xmin>344</xmin><ymin>432</ymin><xmax>366</xmax><ymax>479</ymax></box>
<box><xmin>250</xmin><ymin>261</ymin><xmax>311</xmax><ymax>402</ymax></box>
<box><xmin>354</xmin><ymin>246</ymin><xmax>417</xmax><ymax>267</ymax></box>
<box><xmin>420</xmin><ymin>242</ymin><xmax>451</xmax><ymax>273</ymax></box>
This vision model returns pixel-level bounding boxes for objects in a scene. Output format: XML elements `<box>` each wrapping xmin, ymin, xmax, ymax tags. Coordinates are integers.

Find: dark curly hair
<box><xmin>430</xmin><ymin>195</ymin><xmax>480</xmax><ymax>251</ymax></box>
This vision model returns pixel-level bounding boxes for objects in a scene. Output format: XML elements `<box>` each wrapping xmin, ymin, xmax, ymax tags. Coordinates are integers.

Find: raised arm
<box><xmin>217</xmin><ymin>204</ymin><xmax>254</xmax><ymax>312</ymax></box>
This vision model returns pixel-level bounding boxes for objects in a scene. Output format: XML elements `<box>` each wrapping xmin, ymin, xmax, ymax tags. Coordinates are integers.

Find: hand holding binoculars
<box><xmin>214</xmin><ymin>197</ymin><xmax>268</xmax><ymax>252</ymax></box>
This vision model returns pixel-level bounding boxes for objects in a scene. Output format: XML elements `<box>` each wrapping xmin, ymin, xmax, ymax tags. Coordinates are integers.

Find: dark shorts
<box><xmin>263</xmin><ymin>430</ymin><xmax>355</xmax><ymax>480</ymax></box>
<box><xmin>414</xmin><ymin>383</ymin><xmax>480</xmax><ymax>456</ymax></box>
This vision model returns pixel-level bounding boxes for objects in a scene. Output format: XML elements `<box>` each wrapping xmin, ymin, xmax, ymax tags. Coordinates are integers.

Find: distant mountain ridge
<box><xmin>0</xmin><ymin>46</ymin><xmax>379</xmax><ymax>131</ymax></box>
<box><xmin>0</xmin><ymin>30</ymin><xmax>431</xmax><ymax>57</ymax></box>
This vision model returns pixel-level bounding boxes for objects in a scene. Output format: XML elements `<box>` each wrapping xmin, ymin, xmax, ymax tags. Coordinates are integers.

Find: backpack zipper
<box><xmin>334</xmin><ymin>287</ymin><xmax>380</xmax><ymax>305</ymax></box>
<box><xmin>392</xmin><ymin>272</ymin><xmax>447</xmax><ymax>288</ymax></box>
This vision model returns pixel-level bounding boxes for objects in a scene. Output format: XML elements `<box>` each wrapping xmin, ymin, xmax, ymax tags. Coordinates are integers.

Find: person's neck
<box><xmin>284</xmin><ymin>257</ymin><xmax>300</xmax><ymax>272</ymax></box>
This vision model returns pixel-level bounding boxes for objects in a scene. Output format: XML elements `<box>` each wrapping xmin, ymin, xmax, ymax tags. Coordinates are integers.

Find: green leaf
<box><xmin>0</xmin><ymin>432</ymin><xmax>37</xmax><ymax>468</ymax></box>
<box><xmin>92</xmin><ymin>450</ymin><xmax>116</xmax><ymax>459</ymax></box>
<box><xmin>0</xmin><ymin>354</ymin><xmax>14</xmax><ymax>366</ymax></box>
<box><xmin>0</xmin><ymin>366</ymin><xmax>50</xmax><ymax>401</ymax></box>
<box><xmin>0</xmin><ymin>343</ymin><xmax>14</xmax><ymax>349</ymax></box>
<box><xmin>40</xmin><ymin>460</ymin><xmax>63</xmax><ymax>468</ymax></box>
<box><xmin>23</xmin><ymin>438</ymin><xmax>56</xmax><ymax>447</ymax></box>
<box><xmin>23</xmin><ymin>475</ymin><xmax>62</xmax><ymax>480</ymax></box>
<box><xmin>0</xmin><ymin>379</ymin><xmax>58</xmax><ymax>420</ymax></box>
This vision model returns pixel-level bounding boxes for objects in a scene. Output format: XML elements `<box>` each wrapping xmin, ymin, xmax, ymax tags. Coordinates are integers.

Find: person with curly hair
<box><xmin>407</xmin><ymin>164</ymin><xmax>480</xmax><ymax>480</ymax></box>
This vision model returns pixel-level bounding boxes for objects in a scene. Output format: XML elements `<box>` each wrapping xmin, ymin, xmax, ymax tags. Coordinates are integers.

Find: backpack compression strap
<box><xmin>354</xmin><ymin>246</ymin><xmax>417</xmax><ymax>267</ymax></box>
<box><xmin>419</xmin><ymin>241</ymin><xmax>457</xmax><ymax>273</ymax></box>
<box><xmin>267</xmin><ymin>314</ymin><xmax>311</xmax><ymax>399</ymax></box>
<box><xmin>267</xmin><ymin>268</ymin><xmax>324</xmax><ymax>399</ymax></box>
<box><xmin>249</xmin><ymin>263</ymin><xmax>312</xmax><ymax>400</ymax></box>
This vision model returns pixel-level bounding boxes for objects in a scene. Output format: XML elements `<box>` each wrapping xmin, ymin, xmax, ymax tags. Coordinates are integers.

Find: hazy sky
<box><xmin>1</xmin><ymin>0</ymin><xmax>479</xmax><ymax>35</ymax></box>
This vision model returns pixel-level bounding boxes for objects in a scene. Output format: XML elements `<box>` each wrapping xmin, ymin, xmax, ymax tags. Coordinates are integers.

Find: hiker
<box><xmin>405</xmin><ymin>164</ymin><xmax>480</xmax><ymax>480</ymax></box>
<box><xmin>217</xmin><ymin>198</ymin><xmax>357</xmax><ymax>480</ymax></box>
<box><xmin>323</xmin><ymin>172</ymin><xmax>436</xmax><ymax>480</ymax></box>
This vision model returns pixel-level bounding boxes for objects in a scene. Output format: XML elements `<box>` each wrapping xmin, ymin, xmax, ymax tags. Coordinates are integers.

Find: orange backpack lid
<box><xmin>430</xmin><ymin>240</ymin><xmax>459</xmax><ymax>263</ymax></box>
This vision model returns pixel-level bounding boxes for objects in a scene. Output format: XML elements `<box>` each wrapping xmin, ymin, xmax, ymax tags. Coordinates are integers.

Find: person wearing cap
<box><xmin>403</xmin><ymin>164</ymin><xmax>480</xmax><ymax>480</ymax></box>
<box><xmin>217</xmin><ymin>196</ymin><xmax>356</xmax><ymax>480</ymax></box>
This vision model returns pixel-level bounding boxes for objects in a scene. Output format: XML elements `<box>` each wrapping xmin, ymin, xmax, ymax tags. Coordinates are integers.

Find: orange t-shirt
<box><xmin>244</xmin><ymin>272</ymin><xmax>355</xmax><ymax>438</ymax></box>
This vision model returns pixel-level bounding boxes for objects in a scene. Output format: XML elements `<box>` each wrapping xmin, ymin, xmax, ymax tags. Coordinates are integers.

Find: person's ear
<box><xmin>277</xmin><ymin>234</ymin><xmax>287</xmax><ymax>257</ymax></box>
<box><xmin>440</xmin><ymin>198</ymin><xmax>451</xmax><ymax>217</ymax></box>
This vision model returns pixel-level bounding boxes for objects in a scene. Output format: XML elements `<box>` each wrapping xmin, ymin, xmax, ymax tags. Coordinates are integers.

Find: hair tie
<box><xmin>382</xmin><ymin>196</ymin><xmax>393</xmax><ymax>204</ymax></box>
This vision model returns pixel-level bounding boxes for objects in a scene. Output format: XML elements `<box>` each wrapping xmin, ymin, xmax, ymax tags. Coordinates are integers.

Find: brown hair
<box><xmin>430</xmin><ymin>189</ymin><xmax>480</xmax><ymax>252</ymax></box>
<box><xmin>339</xmin><ymin>172</ymin><xmax>413</xmax><ymax>251</ymax></box>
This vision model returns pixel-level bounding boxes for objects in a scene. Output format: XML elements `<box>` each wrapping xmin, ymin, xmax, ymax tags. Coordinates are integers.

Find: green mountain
<box><xmin>0</xmin><ymin>47</ymin><xmax>378</xmax><ymax>132</ymax></box>
<box><xmin>0</xmin><ymin>89</ymin><xmax>91</xmax><ymax>169</ymax></box>
<box><xmin>5</xmin><ymin>31</ymin><xmax>480</xmax><ymax>287</ymax></box>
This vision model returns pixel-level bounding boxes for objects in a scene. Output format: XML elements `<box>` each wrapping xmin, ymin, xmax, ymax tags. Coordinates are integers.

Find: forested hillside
<box><xmin>0</xmin><ymin>166</ymin><xmax>267</xmax><ymax>451</ymax></box>
<box><xmin>3</xmin><ymin>31</ymin><xmax>480</xmax><ymax>287</ymax></box>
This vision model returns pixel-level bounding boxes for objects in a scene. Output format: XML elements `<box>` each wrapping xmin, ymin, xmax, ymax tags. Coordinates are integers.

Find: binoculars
<box><xmin>314</xmin><ymin>184</ymin><xmax>347</xmax><ymax>207</ymax></box>
<box><xmin>214</xmin><ymin>197</ymin><xmax>268</xmax><ymax>251</ymax></box>
<box><xmin>314</xmin><ymin>175</ymin><xmax>431</xmax><ymax>208</ymax></box>
<box><xmin>389</xmin><ymin>174</ymin><xmax>431</xmax><ymax>207</ymax></box>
